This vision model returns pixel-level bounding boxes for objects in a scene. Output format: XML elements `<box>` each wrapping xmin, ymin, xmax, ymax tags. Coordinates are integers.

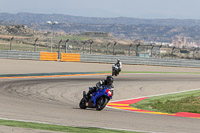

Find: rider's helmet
<box><xmin>106</xmin><ymin>76</ymin><xmax>114</xmax><ymax>85</ymax></box>
<box><xmin>117</xmin><ymin>59</ymin><xmax>120</xmax><ymax>63</ymax></box>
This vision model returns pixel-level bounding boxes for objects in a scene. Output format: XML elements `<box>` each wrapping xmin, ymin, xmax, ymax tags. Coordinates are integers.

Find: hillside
<box><xmin>0</xmin><ymin>25</ymin><xmax>35</xmax><ymax>36</ymax></box>
<box><xmin>1</xmin><ymin>13</ymin><xmax>200</xmax><ymax>43</ymax></box>
<box><xmin>1</xmin><ymin>12</ymin><xmax>200</xmax><ymax>26</ymax></box>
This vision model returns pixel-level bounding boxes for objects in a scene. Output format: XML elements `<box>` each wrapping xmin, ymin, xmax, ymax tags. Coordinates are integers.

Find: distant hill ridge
<box><xmin>1</xmin><ymin>12</ymin><xmax>200</xmax><ymax>43</ymax></box>
<box><xmin>1</xmin><ymin>12</ymin><xmax>200</xmax><ymax>26</ymax></box>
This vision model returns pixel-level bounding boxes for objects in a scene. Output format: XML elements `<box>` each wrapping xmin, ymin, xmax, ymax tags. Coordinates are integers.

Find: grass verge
<box><xmin>130</xmin><ymin>89</ymin><xmax>200</xmax><ymax>114</ymax></box>
<box><xmin>0</xmin><ymin>119</ymin><xmax>144</xmax><ymax>133</ymax></box>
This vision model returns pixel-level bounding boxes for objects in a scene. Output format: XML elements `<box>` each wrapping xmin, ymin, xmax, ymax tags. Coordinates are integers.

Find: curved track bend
<box><xmin>0</xmin><ymin>73</ymin><xmax>200</xmax><ymax>133</ymax></box>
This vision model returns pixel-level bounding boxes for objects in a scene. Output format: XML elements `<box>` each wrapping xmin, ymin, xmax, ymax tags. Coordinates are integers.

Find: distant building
<box><xmin>172</xmin><ymin>36</ymin><xmax>187</xmax><ymax>48</ymax></box>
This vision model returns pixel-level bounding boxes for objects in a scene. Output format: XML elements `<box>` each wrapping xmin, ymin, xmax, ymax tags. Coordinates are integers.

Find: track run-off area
<box><xmin>0</xmin><ymin>59</ymin><xmax>200</xmax><ymax>133</ymax></box>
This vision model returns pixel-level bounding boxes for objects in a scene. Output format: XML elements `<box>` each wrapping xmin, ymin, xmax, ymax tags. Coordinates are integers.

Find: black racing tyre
<box><xmin>79</xmin><ymin>98</ymin><xmax>87</xmax><ymax>109</ymax></box>
<box><xmin>112</xmin><ymin>70</ymin><xmax>114</xmax><ymax>76</ymax></box>
<box><xmin>115</xmin><ymin>70</ymin><xmax>118</xmax><ymax>76</ymax></box>
<box><xmin>96</xmin><ymin>97</ymin><xmax>108</xmax><ymax>111</ymax></box>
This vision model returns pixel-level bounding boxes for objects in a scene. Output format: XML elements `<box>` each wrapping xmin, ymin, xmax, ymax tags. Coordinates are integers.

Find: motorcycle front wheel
<box><xmin>96</xmin><ymin>97</ymin><xmax>108</xmax><ymax>111</ymax></box>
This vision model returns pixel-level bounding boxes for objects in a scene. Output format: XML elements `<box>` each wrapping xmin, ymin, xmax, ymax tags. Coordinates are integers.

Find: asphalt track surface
<box><xmin>0</xmin><ymin>59</ymin><xmax>200</xmax><ymax>133</ymax></box>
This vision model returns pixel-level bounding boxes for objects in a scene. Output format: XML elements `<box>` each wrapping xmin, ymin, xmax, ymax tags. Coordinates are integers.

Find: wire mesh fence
<box><xmin>0</xmin><ymin>35</ymin><xmax>200</xmax><ymax>60</ymax></box>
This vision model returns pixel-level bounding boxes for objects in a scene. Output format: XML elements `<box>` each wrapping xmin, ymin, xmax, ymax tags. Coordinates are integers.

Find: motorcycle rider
<box><xmin>86</xmin><ymin>76</ymin><xmax>114</xmax><ymax>100</ymax></box>
<box><xmin>114</xmin><ymin>59</ymin><xmax>122</xmax><ymax>73</ymax></box>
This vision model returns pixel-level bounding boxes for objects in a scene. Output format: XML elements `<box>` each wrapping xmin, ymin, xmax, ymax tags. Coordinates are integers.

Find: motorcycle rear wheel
<box><xmin>79</xmin><ymin>98</ymin><xmax>87</xmax><ymax>109</ymax></box>
<box><xmin>115</xmin><ymin>72</ymin><xmax>118</xmax><ymax>76</ymax></box>
<box><xmin>96</xmin><ymin>97</ymin><xmax>108</xmax><ymax>111</ymax></box>
<box><xmin>112</xmin><ymin>70</ymin><xmax>115</xmax><ymax>76</ymax></box>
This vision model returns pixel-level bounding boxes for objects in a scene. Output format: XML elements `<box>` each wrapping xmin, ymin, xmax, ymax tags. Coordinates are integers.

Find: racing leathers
<box><xmin>114</xmin><ymin>61</ymin><xmax>122</xmax><ymax>72</ymax></box>
<box><xmin>86</xmin><ymin>76</ymin><xmax>114</xmax><ymax>100</ymax></box>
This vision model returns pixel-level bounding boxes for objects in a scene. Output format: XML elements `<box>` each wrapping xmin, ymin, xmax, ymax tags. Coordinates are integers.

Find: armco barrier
<box><xmin>61</xmin><ymin>53</ymin><xmax>80</xmax><ymax>62</ymax></box>
<box><xmin>0</xmin><ymin>50</ymin><xmax>40</xmax><ymax>60</ymax></box>
<box><xmin>0</xmin><ymin>50</ymin><xmax>200</xmax><ymax>67</ymax></box>
<box><xmin>40</xmin><ymin>52</ymin><xmax>58</xmax><ymax>61</ymax></box>
<box><xmin>80</xmin><ymin>54</ymin><xmax>200</xmax><ymax>68</ymax></box>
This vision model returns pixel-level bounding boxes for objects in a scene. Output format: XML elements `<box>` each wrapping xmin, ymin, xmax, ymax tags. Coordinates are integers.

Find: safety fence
<box><xmin>0</xmin><ymin>50</ymin><xmax>40</xmax><ymax>60</ymax></box>
<box><xmin>1</xmin><ymin>50</ymin><xmax>200</xmax><ymax>68</ymax></box>
<box><xmin>80</xmin><ymin>54</ymin><xmax>200</xmax><ymax>67</ymax></box>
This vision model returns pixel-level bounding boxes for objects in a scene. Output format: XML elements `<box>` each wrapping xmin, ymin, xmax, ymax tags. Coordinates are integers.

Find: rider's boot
<box><xmin>86</xmin><ymin>87</ymin><xmax>96</xmax><ymax>101</ymax></box>
<box><xmin>86</xmin><ymin>90</ymin><xmax>92</xmax><ymax>101</ymax></box>
<box><xmin>118</xmin><ymin>68</ymin><xmax>121</xmax><ymax>74</ymax></box>
<box><xmin>85</xmin><ymin>95</ymin><xmax>89</xmax><ymax>101</ymax></box>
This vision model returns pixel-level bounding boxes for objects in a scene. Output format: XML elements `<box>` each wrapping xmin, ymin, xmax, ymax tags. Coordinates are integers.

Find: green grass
<box><xmin>0</xmin><ymin>119</ymin><xmax>143</xmax><ymax>133</ymax></box>
<box><xmin>151</xmin><ymin>96</ymin><xmax>200</xmax><ymax>113</ymax></box>
<box><xmin>130</xmin><ymin>89</ymin><xmax>200</xmax><ymax>114</ymax></box>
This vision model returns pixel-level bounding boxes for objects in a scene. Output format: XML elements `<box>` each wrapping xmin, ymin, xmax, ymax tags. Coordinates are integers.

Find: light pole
<box><xmin>158</xmin><ymin>44</ymin><xmax>162</xmax><ymax>58</ymax></box>
<box><xmin>106</xmin><ymin>42</ymin><xmax>111</xmax><ymax>55</ymax></box>
<box><xmin>82</xmin><ymin>41</ymin><xmax>86</xmax><ymax>54</ymax></box>
<box><xmin>65</xmin><ymin>39</ymin><xmax>69</xmax><ymax>53</ymax></box>
<box><xmin>89</xmin><ymin>40</ymin><xmax>93</xmax><ymax>54</ymax></box>
<box><xmin>113</xmin><ymin>42</ymin><xmax>117</xmax><ymax>55</ymax></box>
<box><xmin>171</xmin><ymin>46</ymin><xmax>176</xmax><ymax>58</ymax></box>
<box><xmin>136</xmin><ymin>43</ymin><xmax>140</xmax><ymax>56</ymax></box>
<box><xmin>10</xmin><ymin>37</ymin><xmax>14</xmax><ymax>51</ymax></box>
<box><xmin>128</xmin><ymin>44</ymin><xmax>132</xmax><ymax>56</ymax></box>
<box><xmin>58</xmin><ymin>39</ymin><xmax>62</xmax><ymax>59</ymax></box>
<box><xmin>47</xmin><ymin>21</ymin><xmax>58</xmax><ymax>52</ymax></box>
<box><xmin>150</xmin><ymin>44</ymin><xmax>154</xmax><ymax>57</ymax></box>
<box><xmin>34</xmin><ymin>38</ymin><xmax>38</xmax><ymax>52</ymax></box>
<box><xmin>193</xmin><ymin>48</ymin><xmax>196</xmax><ymax>59</ymax></box>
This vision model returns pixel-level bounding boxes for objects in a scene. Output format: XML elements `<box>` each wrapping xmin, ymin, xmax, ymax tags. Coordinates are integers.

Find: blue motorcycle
<box><xmin>79</xmin><ymin>86</ymin><xmax>113</xmax><ymax>111</ymax></box>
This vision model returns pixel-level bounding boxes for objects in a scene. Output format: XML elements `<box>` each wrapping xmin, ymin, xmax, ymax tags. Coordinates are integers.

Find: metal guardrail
<box><xmin>0</xmin><ymin>50</ymin><xmax>200</xmax><ymax>67</ymax></box>
<box><xmin>80</xmin><ymin>54</ymin><xmax>200</xmax><ymax>68</ymax></box>
<box><xmin>0</xmin><ymin>50</ymin><xmax>40</xmax><ymax>60</ymax></box>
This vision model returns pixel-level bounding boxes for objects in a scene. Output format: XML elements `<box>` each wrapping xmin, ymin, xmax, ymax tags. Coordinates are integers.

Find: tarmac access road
<box><xmin>0</xmin><ymin>59</ymin><xmax>200</xmax><ymax>133</ymax></box>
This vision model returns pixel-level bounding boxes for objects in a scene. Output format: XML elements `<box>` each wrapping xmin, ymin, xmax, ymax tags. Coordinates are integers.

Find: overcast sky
<box><xmin>0</xmin><ymin>0</ymin><xmax>200</xmax><ymax>19</ymax></box>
